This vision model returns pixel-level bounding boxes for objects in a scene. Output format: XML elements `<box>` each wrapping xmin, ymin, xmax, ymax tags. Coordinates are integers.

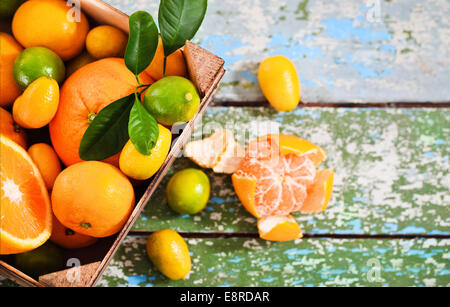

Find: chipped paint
<box><xmin>103</xmin><ymin>0</ymin><xmax>450</xmax><ymax>103</ymax></box>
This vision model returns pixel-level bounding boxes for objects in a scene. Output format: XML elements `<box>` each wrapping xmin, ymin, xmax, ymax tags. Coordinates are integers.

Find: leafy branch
<box><xmin>79</xmin><ymin>0</ymin><xmax>208</xmax><ymax>161</ymax></box>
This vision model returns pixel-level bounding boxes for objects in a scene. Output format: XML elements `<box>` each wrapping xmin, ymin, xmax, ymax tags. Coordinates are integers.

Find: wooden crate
<box><xmin>0</xmin><ymin>0</ymin><xmax>225</xmax><ymax>287</ymax></box>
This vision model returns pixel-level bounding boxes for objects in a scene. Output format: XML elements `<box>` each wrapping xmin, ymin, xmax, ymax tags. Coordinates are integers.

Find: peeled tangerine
<box><xmin>232</xmin><ymin>134</ymin><xmax>334</xmax><ymax>241</ymax></box>
<box><xmin>13</xmin><ymin>76</ymin><xmax>59</xmax><ymax>129</ymax></box>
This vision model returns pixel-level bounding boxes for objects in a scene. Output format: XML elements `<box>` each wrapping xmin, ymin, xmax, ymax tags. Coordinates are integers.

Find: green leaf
<box><xmin>79</xmin><ymin>94</ymin><xmax>134</xmax><ymax>161</ymax></box>
<box><xmin>159</xmin><ymin>0</ymin><xmax>208</xmax><ymax>57</ymax></box>
<box><xmin>125</xmin><ymin>11</ymin><xmax>159</xmax><ymax>75</ymax></box>
<box><xmin>128</xmin><ymin>97</ymin><xmax>159</xmax><ymax>155</ymax></box>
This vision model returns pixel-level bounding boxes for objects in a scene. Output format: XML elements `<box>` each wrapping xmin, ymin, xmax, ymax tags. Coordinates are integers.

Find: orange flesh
<box><xmin>0</xmin><ymin>137</ymin><xmax>51</xmax><ymax>242</ymax></box>
<box><xmin>234</xmin><ymin>136</ymin><xmax>316</xmax><ymax>217</ymax></box>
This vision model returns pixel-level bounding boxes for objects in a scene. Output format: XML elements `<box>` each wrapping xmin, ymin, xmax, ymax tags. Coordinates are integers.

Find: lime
<box><xmin>166</xmin><ymin>168</ymin><xmax>210</xmax><ymax>215</ymax></box>
<box><xmin>146</xmin><ymin>229</ymin><xmax>191</xmax><ymax>280</ymax></box>
<box><xmin>13</xmin><ymin>46</ymin><xmax>65</xmax><ymax>90</ymax></box>
<box><xmin>143</xmin><ymin>76</ymin><xmax>200</xmax><ymax>126</ymax></box>
<box><xmin>14</xmin><ymin>242</ymin><xmax>65</xmax><ymax>279</ymax></box>
<box><xmin>0</xmin><ymin>0</ymin><xmax>25</xmax><ymax>19</ymax></box>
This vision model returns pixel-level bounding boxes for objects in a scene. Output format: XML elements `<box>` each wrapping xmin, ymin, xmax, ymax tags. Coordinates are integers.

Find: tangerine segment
<box><xmin>301</xmin><ymin>169</ymin><xmax>334</xmax><ymax>213</ymax></box>
<box><xmin>234</xmin><ymin>137</ymin><xmax>316</xmax><ymax>217</ymax></box>
<box><xmin>268</xmin><ymin>134</ymin><xmax>327</xmax><ymax>167</ymax></box>
<box><xmin>0</xmin><ymin>136</ymin><xmax>52</xmax><ymax>254</ymax></box>
<box><xmin>257</xmin><ymin>215</ymin><xmax>302</xmax><ymax>242</ymax></box>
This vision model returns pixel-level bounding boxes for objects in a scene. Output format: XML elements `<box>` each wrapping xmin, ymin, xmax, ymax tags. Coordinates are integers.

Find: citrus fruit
<box><xmin>119</xmin><ymin>124</ymin><xmax>172</xmax><ymax>180</ymax></box>
<box><xmin>0</xmin><ymin>135</ymin><xmax>52</xmax><ymax>255</ymax></box>
<box><xmin>301</xmin><ymin>169</ymin><xmax>334</xmax><ymax>213</ymax></box>
<box><xmin>166</xmin><ymin>168</ymin><xmax>210</xmax><ymax>215</ymax></box>
<box><xmin>50</xmin><ymin>215</ymin><xmax>98</xmax><ymax>249</ymax></box>
<box><xmin>143</xmin><ymin>76</ymin><xmax>200</xmax><ymax>126</ymax></box>
<box><xmin>51</xmin><ymin>161</ymin><xmax>135</xmax><ymax>238</ymax></box>
<box><xmin>27</xmin><ymin>143</ymin><xmax>62</xmax><ymax>190</ymax></box>
<box><xmin>146</xmin><ymin>229</ymin><xmax>191</xmax><ymax>280</ymax></box>
<box><xmin>0</xmin><ymin>107</ymin><xmax>27</xmax><ymax>148</ymax></box>
<box><xmin>13</xmin><ymin>76</ymin><xmax>59</xmax><ymax>129</ymax></box>
<box><xmin>12</xmin><ymin>0</ymin><xmax>89</xmax><ymax>60</ymax></box>
<box><xmin>0</xmin><ymin>33</ymin><xmax>23</xmax><ymax>107</ymax></box>
<box><xmin>0</xmin><ymin>0</ymin><xmax>25</xmax><ymax>18</ymax></box>
<box><xmin>232</xmin><ymin>135</ymin><xmax>316</xmax><ymax>218</ymax></box>
<box><xmin>258</xmin><ymin>56</ymin><xmax>300</xmax><ymax>111</ymax></box>
<box><xmin>144</xmin><ymin>35</ymin><xmax>187</xmax><ymax>80</ymax></box>
<box><xmin>184</xmin><ymin>129</ymin><xmax>245</xmax><ymax>174</ymax></box>
<box><xmin>49</xmin><ymin>58</ymin><xmax>153</xmax><ymax>166</ymax></box>
<box><xmin>257</xmin><ymin>215</ymin><xmax>303</xmax><ymax>241</ymax></box>
<box><xmin>13</xmin><ymin>46</ymin><xmax>65</xmax><ymax>90</ymax></box>
<box><xmin>65</xmin><ymin>51</ymin><xmax>95</xmax><ymax>77</ymax></box>
<box><xmin>271</xmin><ymin>134</ymin><xmax>327</xmax><ymax>167</ymax></box>
<box><xmin>14</xmin><ymin>242</ymin><xmax>64</xmax><ymax>278</ymax></box>
<box><xmin>86</xmin><ymin>25</ymin><xmax>128</xmax><ymax>59</ymax></box>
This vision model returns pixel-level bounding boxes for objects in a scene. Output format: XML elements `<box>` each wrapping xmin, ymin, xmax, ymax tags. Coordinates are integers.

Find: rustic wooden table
<box><xmin>1</xmin><ymin>0</ymin><xmax>448</xmax><ymax>287</ymax></box>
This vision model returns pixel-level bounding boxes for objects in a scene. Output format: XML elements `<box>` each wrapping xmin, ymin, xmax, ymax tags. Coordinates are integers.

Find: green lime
<box><xmin>13</xmin><ymin>46</ymin><xmax>65</xmax><ymax>90</ymax></box>
<box><xmin>0</xmin><ymin>0</ymin><xmax>25</xmax><ymax>19</ymax></box>
<box><xmin>143</xmin><ymin>76</ymin><xmax>200</xmax><ymax>126</ymax></box>
<box><xmin>14</xmin><ymin>242</ymin><xmax>65</xmax><ymax>279</ymax></box>
<box><xmin>166</xmin><ymin>168</ymin><xmax>210</xmax><ymax>215</ymax></box>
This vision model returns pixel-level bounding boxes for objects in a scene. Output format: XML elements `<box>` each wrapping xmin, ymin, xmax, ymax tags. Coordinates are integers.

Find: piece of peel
<box><xmin>257</xmin><ymin>215</ymin><xmax>303</xmax><ymax>241</ymax></box>
<box><xmin>213</xmin><ymin>137</ymin><xmax>245</xmax><ymax>173</ymax></box>
<box><xmin>185</xmin><ymin>129</ymin><xmax>244</xmax><ymax>174</ymax></box>
<box><xmin>300</xmin><ymin>169</ymin><xmax>334</xmax><ymax>213</ymax></box>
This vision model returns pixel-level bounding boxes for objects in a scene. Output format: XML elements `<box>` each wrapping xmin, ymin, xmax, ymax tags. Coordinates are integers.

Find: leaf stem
<box><xmin>163</xmin><ymin>56</ymin><xmax>167</xmax><ymax>77</ymax></box>
<box><xmin>135</xmin><ymin>74</ymin><xmax>142</xmax><ymax>86</ymax></box>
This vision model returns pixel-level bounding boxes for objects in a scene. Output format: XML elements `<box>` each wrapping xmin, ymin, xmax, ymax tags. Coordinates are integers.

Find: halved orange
<box><xmin>257</xmin><ymin>215</ymin><xmax>303</xmax><ymax>241</ymax></box>
<box><xmin>301</xmin><ymin>169</ymin><xmax>334</xmax><ymax>213</ymax></box>
<box><xmin>0</xmin><ymin>135</ymin><xmax>52</xmax><ymax>254</ymax></box>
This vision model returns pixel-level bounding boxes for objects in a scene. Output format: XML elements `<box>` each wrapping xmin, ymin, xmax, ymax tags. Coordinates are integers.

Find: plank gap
<box><xmin>212</xmin><ymin>101</ymin><xmax>450</xmax><ymax>108</ymax></box>
<box><xmin>128</xmin><ymin>231</ymin><xmax>450</xmax><ymax>240</ymax></box>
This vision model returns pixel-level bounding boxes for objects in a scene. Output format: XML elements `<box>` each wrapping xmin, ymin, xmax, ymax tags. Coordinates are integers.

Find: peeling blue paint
<box><xmin>321</xmin><ymin>18</ymin><xmax>392</xmax><ymax>42</ymax></box>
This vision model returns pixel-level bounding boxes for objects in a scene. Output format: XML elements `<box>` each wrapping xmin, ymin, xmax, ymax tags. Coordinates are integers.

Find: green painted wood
<box><xmin>1</xmin><ymin>236</ymin><xmax>448</xmax><ymax>287</ymax></box>
<box><xmin>133</xmin><ymin>107</ymin><xmax>450</xmax><ymax>235</ymax></box>
<box><xmin>97</xmin><ymin>236</ymin><xmax>450</xmax><ymax>287</ymax></box>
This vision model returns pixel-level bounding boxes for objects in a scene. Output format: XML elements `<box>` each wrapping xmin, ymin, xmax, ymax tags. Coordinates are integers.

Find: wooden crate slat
<box><xmin>133</xmin><ymin>107</ymin><xmax>450</xmax><ymax>235</ymax></box>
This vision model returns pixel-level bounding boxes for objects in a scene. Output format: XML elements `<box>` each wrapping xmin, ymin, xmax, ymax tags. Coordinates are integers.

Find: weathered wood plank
<box><xmin>96</xmin><ymin>236</ymin><xmax>450</xmax><ymax>287</ymax></box>
<box><xmin>103</xmin><ymin>0</ymin><xmax>450</xmax><ymax>103</ymax></box>
<box><xmin>133</xmin><ymin>107</ymin><xmax>450</xmax><ymax>235</ymax></box>
<box><xmin>2</xmin><ymin>236</ymin><xmax>448</xmax><ymax>287</ymax></box>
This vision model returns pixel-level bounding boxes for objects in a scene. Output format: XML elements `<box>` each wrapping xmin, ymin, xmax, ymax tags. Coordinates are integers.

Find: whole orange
<box><xmin>49</xmin><ymin>58</ymin><xmax>153</xmax><ymax>166</ymax></box>
<box><xmin>51</xmin><ymin>161</ymin><xmax>135</xmax><ymax>238</ymax></box>
<box><xmin>12</xmin><ymin>0</ymin><xmax>89</xmax><ymax>60</ymax></box>
<box><xmin>0</xmin><ymin>33</ymin><xmax>23</xmax><ymax>107</ymax></box>
<box><xmin>144</xmin><ymin>35</ymin><xmax>187</xmax><ymax>81</ymax></box>
<box><xmin>50</xmin><ymin>215</ymin><xmax>98</xmax><ymax>249</ymax></box>
<box><xmin>0</xmin><ymin>107</ymin><xmax>27</xmax><ymax>148</ymax></box>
